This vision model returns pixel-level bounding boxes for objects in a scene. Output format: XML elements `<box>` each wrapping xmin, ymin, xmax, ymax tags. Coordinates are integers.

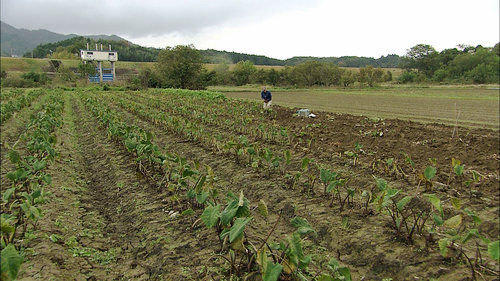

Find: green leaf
<box><xmin>247</xmin><ymin>147</ymin><xmax>256</xmax><ymax>155</ymax></box>
<box><xmin>338</xmin><ymin>267</ymin><xmax>352</xmax><ymax>281</ymax></box>
<box><xmin>194</xmin><ymin>175</ymin><xmax>206</xmax><ymax>193</ymax></box>
<box><xmin>424</xmin><ymin>193</ymin><xmax>443</xmax><ymax>215</ymax></box>
<box><xmin>0</xmin><ymin>214</ymin><xmax>16</xmax><ymax>235</ymax></box>
<box><xmin>220</xmin><ymin>200</ymin><xmax>239</xmax><ymax>226</ymax></box>
<box><xmin>317</xmin><ymin>275</ymin><xmax>335</xmax><ymax>281</ymax></box>
<box><xmin>328</xmin><ymin>257</ymin><xmax>340</xmax><ymax>271</ymax></box>
<box><xmin>386</xmin><ymin>158</ymin><xmax>394</xmax><ymax>166</ymax></box>
<box><xmin>41</xmin><ymin>174</ymin><xmax>52</xmax><ymax>185</ymax></box>
<box><xmin>464</xmin><ymin>208</ymin><xmax>482</xmax><ymax>225</ymax></box>
<box><xmin>228</xmin><ymin>217</ymin><xmax>252</xmax><ymax>243</ymax></box>
<box><xmin>488</xmin><ymin>240</ymin><xmax>499</xmax><ymax>261</ymax></box>
<box><xmin>7</xmin><ymin>168</ymin><xmax>28</xmax><ymax>182</ymax></box>
<box><xmin>2</xmin><ymin>188</ymin><xmax>15</xmax><ymax>203</ymax></box>
<box><xmin>262</xmin><ymin>261</ymin><xmax>283</xmax><ymax>281</ymax></box>
<box><xmin>438</xmin><ymin>238</ymin><xmax>450</xmax><ymax>257</ymax></box>
<box><xmin>287</xmin><ymin>232</ymin><xmax>312</xmax><ymax>270</ymax></box>
<box><xmin>1</xmin><ymin>244</ymin><xmax>23</xmax><ymax>280</ymax></box>
<box><xmin>327</xmin><ymin>181</ymin><xmax>338</xmax><ymax>193</ymax></box>
<box><xmin>386</xmin><ymin>188</ymin><xmax>400</xmax><ymax>198</ymax></box>
<box><xmin>376</xmin><ymin>178</ymin><xmax>387</xmax><ymax>191</ymax></box>
<box><xmin>32</xmin><ymin>160</ymin><xmax>46</xmax><ymax>171</ymax></box>
<box><xmin>181</xmin><ymin>208</ymin><xmax>195</xmax><ymax>217</ymax></box>
<box><xmin>301</xmin><ymin>157</ymin><xmax>310</xmax><ymax>171</ymax></box>
<box><xmin>258</xmin><ymin>200</ymin><xmax>269</xmax><ymax>219</ymax></box>
<box><xmin>195</xmin><ymin>191</ymin><xmax>209</xmax><ymax>204</ymax></box>
<box><xmin>462</xmin><ymin>229</ymin><xmax>480</xmax><ymax>244</ymax></box>
<box><xmin>186</xmin><ymin>188</ymin><xmax>196</xmax><ymax>199</ymax></box>
<box><xmin>124</xmin><ymin>139</ymin><xmax>137</xmax><ymax>152</ymax></box>
<box><xmin>290</xmin><ymin>217</ymin><xmax>316</xmax><ymax>237</ymax></box>
<box><xmin>433</xmin><ymin>214</ymin><xmax>444</xmax><ymax>226</ymax></box>
<box><xmin>201</xmin><ymin>205</ymin><xmax>221</xmax><ymax>228</ymax></box>
<box><xmin>443</xmin><ymin>214</ymin><xmax>462</xmax><ymax>228</ymax></box>
<box><xmin>8</xmin><ymin>150</ymin><xmax>20</xmax><ymax>164</ymax></box>
<box><xmin>320</xmin><ymin>169</ymin><xmax>332</xmax><ymax>184</ymax></box>
<box><xmin>450</xmin><ymin>197</ymin><xmax>462</xmax><ymax>210</ymax></box>
<box><xmin>396</xmin><ymin>196</ymin><xmax>412</xmax><ymax>211</ymax></box>
<box><xmin>284</xmin><ymin>150</ymin><xmax>291</xmax><ymax>164</ymax></box>
<box><xmin>453</xmin><ymin>165</ymin><xmax>465</xmax><ymax>176</ymax></box>
<box><xmin>424</xmin><ymin>166</ymin><xmax>437</xmax><ymax>180</ymax></box>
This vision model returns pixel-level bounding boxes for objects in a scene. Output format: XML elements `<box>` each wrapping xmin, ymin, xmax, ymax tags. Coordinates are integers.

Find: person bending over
<box><xmin>261</xmin><ymin>86</ymin><xmax>272</xmax><ymax>109</ymax></box>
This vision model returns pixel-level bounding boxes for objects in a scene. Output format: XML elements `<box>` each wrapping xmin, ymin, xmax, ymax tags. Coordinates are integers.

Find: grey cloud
<box><xmin>1</xmin><ymin>0</ymin><xmax>318</xmax><ymax>38</ymax></box>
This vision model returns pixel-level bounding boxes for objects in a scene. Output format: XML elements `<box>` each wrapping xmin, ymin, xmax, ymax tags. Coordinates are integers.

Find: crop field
<box><xmin>1</xmin><ymin>87</ymin><xmax>499</xmax><ymax>280</ymax></box>
<box><xmin>220</xmin><ymin>86</ymin><xmax>500</xmax><ymax>130</ymax></box>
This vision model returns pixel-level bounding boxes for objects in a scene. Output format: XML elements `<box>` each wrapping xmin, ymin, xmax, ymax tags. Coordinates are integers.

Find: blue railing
<box><xmin>88</xmin><ymin>73</ymin><xmax>114</xmax><ymax>83</ymax></box>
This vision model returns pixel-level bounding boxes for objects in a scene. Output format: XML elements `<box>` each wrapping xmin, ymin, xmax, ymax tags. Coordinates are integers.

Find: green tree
<box><xmin>156</xmin><ymin>45</ymin><xmax>204</xmax><ymax>89</ymax></box>
<box><xmin>358</xmin><ymin>66</ymin><xmax>384</xmax><ymax>87</ymax></box>
<box><xmin>138</xmin><ymin>68</ymin><xmax>160</xmax><ymax>88</ymax></box>
<box><xmin>214</xmin><ymin>63</ymin><xmax>232</xmax><ymax>85</ymax></box>
<box><xmin>291</xmin><ymin>61</ymin><xmax>333</xmax><ymax>86</ymax></box>
<box><xmin>448</xmin><ymin>47</ymin><xmax>499</xmax><ymax>83</ymax></box>
<box><xmin>233</xmin><ymin>60</ymin><xmax>257</xmax><ymax>86</ymax></box>
<box><xmin>340</xmin><ymin>69</ymin><xmax>356</xmax><ymax>87</ymax></box>
<box><xmin>401</xmin><ymin>44</ymin><xmax>440</xmax><ymax>78</ymax></box>
<box><xmin>253</xmin><ymin>68</ymin><xmax>268</xmax><ymax>84</ymax></box>
<box><xmin>78</xmin><ymin>62</ymin><xmax>96</xmax><ymax>78</ymax></box>
<box><xmin>267</xmin><ymin>68</ymin><xmax>280</xmax><ymax>86</ymax></box>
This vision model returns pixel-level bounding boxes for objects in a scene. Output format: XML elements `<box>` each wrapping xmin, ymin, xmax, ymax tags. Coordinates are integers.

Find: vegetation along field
<box><xmin>1</xmin><ymin>87</ymin><xmax>498</xmax><ymax>280</ymax></box>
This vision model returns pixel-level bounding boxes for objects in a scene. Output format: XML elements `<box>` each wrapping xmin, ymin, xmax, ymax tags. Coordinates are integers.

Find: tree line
<box><xmin>399</xmin><ymin>43</ymin><xmax>499</xmax><ymax>84</ymax></box>
<box><xmin>130</xmin><ymin>45</ymin><xmax>393</xmax><ymax>90</ymax></box>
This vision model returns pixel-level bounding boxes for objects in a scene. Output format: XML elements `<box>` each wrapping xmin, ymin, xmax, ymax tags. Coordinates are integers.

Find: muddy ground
<box><xmin>1</xmin><ymin>90</ymin><xmax>498</xmax><ymax>281</ymax></box>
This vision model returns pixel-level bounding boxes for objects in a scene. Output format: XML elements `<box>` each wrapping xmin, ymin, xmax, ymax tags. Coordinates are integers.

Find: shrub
<box><xmin>432</xmin><ymin>69</ymin><xmax>449</xmax><ymax>82</ymax></box>
<box><xmin>398</xmin><ymin>71</ymin><xmax>417</xmax><ymax>83</ymax></box>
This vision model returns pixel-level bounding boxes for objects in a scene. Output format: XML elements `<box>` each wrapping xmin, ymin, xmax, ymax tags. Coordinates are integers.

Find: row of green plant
<box><xmin>80</xmin><ymin>91</ymin><xmax>353</xmax><ymax>280</ymax></box>
<box><xmin>199</xmin><ymin>190</ymin><xmax>352</xmax><ymax>280</ymax></box>
<box><xmin>0</xmin><ymin>88</ymin><xmax>26</xmax><ymax>104</ymax></box>
<box><xmin>81</xmin><ymin>92</ymin><xmax>213</xmax><ymax>204</ymax></box>
<box><xmin>110</xmin><ymin>89</ymin><xmax>314</xmax><ymax>153</ymax></box>
<box><xmin>1</xmin><ymin>89</ymin><xmax>46</xmax><ymax>123</ymax></box>
<box><xmin>371</xmin><ymin>176</ymin><xmax>499</xmax><ymax>279</ymax></box>
<box><xmin>89</xmin><ymin>89</ymin><xmax>498</xmax><ymax>278</ymax></box>
<box><xmin>107</xmin><ymin>89</ymin><xmax>491</xmax><ymax>207</ymax></box>
<box><xmin>105</xmin><ymin>90</ymin><xmax>486</xmax><ymax>210</ymax></box>
<box><xmin>1</xmin><ymin>92</ymin><xmax>64</xmax><ymax>280</ymax></box>
<box><xmin>83</xmin><ymin>91</ymin><xmax>356</xmax><ymax>280</ymax></box>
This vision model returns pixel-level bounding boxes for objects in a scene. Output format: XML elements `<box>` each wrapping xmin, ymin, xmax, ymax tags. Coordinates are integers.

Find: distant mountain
<box><xmin>199</xmin><ymin>50</ymin><xmax>401</xmax><ymax>67</ymax></box>
<box><xmin>283</xmin><ymin>54</ymin><xmax>401</xmax><ymax>68</ymax></box>
<box><xmin>0</xmin><ymin>21</ymin><xmax>127</xmax><ymax>57</ymax></box>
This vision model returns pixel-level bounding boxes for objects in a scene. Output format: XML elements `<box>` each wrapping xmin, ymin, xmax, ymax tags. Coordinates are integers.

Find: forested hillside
<box><xmin>27</xmin><ymin>36</ymin><xmax>402</xmax><ymax>67</ymax></box>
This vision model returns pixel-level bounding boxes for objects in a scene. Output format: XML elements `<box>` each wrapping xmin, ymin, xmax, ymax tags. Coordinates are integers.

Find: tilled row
<box><xmin>92</xmin><ymin>91</ymin><xmax>482</xmax><ymax>280</ymax></box>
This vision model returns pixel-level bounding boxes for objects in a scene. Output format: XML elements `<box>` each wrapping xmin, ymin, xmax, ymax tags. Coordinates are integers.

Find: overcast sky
<box><xmin>1</xmin><ymin>0</ymin><xmax>499</xmax><ymax>59</ymax></box>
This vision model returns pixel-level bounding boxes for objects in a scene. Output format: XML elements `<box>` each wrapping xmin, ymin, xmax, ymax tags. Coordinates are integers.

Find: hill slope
<box><xmin>0</xmin><ymin>21</ymin><xmax>126</xmax><ymax>57</ymax></box>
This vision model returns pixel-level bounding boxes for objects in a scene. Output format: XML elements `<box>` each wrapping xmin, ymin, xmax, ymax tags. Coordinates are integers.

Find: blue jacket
<box><xmin>261</xmin><ymin>90</ymin><xmax>272</xmax><ymax>101</ymax></box>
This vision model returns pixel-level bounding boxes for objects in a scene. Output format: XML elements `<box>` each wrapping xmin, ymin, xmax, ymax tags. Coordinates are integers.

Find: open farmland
<box><xmin>220</xmin><ymin>86</ymin><xmax>500</xmax><ymax>130</ymax></box>
<box><xmin>1</xmin><ymin>88</ymin><xmax>499</xmax><ymax>280</ymax></box>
